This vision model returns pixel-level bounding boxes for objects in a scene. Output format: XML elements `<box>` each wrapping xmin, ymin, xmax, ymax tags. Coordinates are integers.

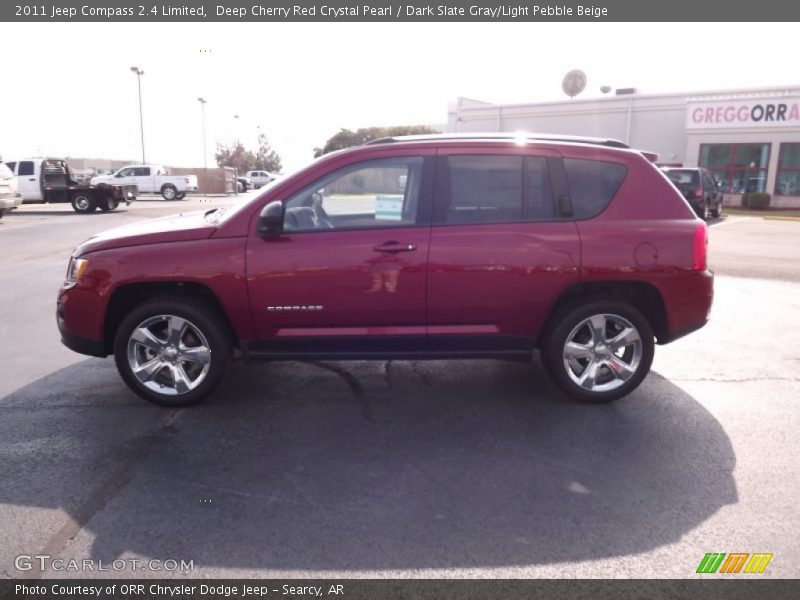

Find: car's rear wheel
<box><xmin>71</xmin><ymin>193</ymin><xmax>96</xmax><ymax>213</ymax></box>
<box><xmin>161</xmin><ymin>184</ymin><xmax>178</xmax><ymax>200</ymax></box>
<box><xmin>541</xmin><ymin>299</ymin><xmax>654</xmax><ymax>403</ymax></box>
<box><xmin>711</xmin><ymin>200</ymin><xmax>723</xmax><ymax>219</ymax></box>
<box><xmin>113</xmin><ymin>297</ymin><xmax>232</xmax><ymax>406</ymax></box>
<box><xmin>98</xmin><ymin>196</ymin><xmax>119</xmax><ymax>212</ymax></box>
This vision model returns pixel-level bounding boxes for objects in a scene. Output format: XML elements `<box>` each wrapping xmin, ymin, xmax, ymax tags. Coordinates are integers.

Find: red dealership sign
<box><xmin>686</xmin><ymin>97</ymin><xmax>800</xmax><ymax>129</ymax></box>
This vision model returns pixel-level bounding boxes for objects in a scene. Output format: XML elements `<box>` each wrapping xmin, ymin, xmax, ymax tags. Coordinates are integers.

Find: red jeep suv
<box><xmin>57</xmin><ymin>134</ymin><xmax>713</xmax><ymax>406</ymax></box>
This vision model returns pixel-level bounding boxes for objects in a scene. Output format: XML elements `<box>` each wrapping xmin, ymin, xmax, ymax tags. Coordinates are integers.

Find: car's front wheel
<box><xmin>113</xmin><ymin>297</ymin><xmax>232</xmax><ymax>406</ymax></box>
<box><xmin>541</xmin><ymin>299</ymin><xmax>654</xmax><ymax>403</ymax></box>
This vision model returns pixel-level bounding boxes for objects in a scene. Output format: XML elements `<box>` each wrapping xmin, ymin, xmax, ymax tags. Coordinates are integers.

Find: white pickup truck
<box><xmin>91</xmin><ymin>164</ymin><xmax>198</xmax><ymax>200</ymax></box>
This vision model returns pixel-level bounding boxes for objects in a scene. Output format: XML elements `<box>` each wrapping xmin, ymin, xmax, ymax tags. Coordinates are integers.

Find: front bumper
<box><xmin>57</xmin><ymin>288</ymin><xmax>108</xmax><ymax>357</ymax></box>
<box><xmin>59</xmin><ymin>327</ymin><xmax>107</xmax><ymax>357</ymax></box>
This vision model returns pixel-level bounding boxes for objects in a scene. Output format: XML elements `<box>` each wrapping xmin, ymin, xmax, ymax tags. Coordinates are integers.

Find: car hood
<box><xmin>75</xmin><ymin>210</ymin><xmax>217</xmax><ymax>256</ymax></box>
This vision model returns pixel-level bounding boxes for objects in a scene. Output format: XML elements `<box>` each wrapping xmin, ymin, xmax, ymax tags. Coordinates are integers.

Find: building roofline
<box><xmin>454</xmin><ymin>84</ymin><xmax>800</xmax><ymax>112</ymax></box>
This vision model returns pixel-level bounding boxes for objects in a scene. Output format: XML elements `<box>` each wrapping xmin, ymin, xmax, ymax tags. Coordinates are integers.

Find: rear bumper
<box><xmin>658</xmin><ymin>269</ymin><xmax>714</xmax><ymax>345</ymax></box>
<box><xmin>658</xmin><ymin>319</ymin><xmax>709</xmax><ymax>344</ymax></box>
<box><xmin>0</xmin><ymin>195</ymin><xmax>22</xmax><ymax>210</ymax></box>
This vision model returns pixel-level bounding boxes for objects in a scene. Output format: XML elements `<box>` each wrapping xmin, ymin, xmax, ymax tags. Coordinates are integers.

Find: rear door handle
<box><xmin>373</xmin><ymin>241</ymin><xmax>417</xmax><ymax>253</ymax></box>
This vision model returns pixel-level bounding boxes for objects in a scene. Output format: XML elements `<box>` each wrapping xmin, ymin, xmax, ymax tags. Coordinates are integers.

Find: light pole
<box><xmin>197</xmin><ymin>97</ymin><xmax>207</xmax><ymax>169</ymax></box>
<box><xmin>233</xmin><ymin>114</ymin><xmax>240</xmax><ymax>195</ymax></box>
<box><xmin>130</xmin><ymin>66</ymin><xmax>145</xmax><ymax>163</ymax></box>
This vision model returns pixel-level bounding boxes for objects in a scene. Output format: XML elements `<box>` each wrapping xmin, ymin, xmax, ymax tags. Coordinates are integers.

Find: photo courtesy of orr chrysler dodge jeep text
<box><xmin>56</xmin><ymin>134</ymin><xmax>713</xmax><ymax>406</ymax></box>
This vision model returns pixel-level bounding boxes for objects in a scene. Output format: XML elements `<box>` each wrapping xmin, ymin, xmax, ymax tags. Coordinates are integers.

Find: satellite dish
<box><xmin>562</xmin><ymin>70</ymin><xmax>587</xmax><ymax>98</ymax></box>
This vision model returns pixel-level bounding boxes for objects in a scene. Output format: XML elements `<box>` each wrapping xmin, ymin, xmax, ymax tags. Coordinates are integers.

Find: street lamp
<box><xmin>197</xmin><ymin>97</ymin><xmax>207</xmax><ymax>169</ymax></box>
<box><xmin>233</xmin><ymin>114</ymin><xmax>240</xmax><ymax>195</ymax></box>
<box><xmin>130</xmin><ymin>66</ymin><xmax>145</xmax><ymax>163</ymax></box>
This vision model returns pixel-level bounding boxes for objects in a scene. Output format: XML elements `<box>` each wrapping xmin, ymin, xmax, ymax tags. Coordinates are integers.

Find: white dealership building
<box><xmin>446</xmin><ymin>85</ymin><xmax>800</xmax><ymax>208</ymax></box>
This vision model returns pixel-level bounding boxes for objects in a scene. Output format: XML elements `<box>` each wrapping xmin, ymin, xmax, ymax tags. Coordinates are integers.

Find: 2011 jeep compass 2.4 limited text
<box><xmin>57</xmin><ymin>134</ymin><xmax>713</xmax><ymax>406</ymax></box>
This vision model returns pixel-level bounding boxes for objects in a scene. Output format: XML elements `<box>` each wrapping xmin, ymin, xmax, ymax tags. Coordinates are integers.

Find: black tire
<box><xmin>710</xmin><ymin>200</ymin><xmax>723</xmax><ymax>219</ymax></box>
<box><xmin>540</xmin><ymin>298</ymin><xmax>655</xmax><ymax>403</ymax></box>
<box><xmin>161</xmin><ymin>184</ymin><xmax>178</xmax><ymax>200</ymax></box>
<box><xmin>113</xmin><ymin>296</ymin><xmax>232</xmax><ymax>406</ymax></box>
<box><xmin>98</xmin><ymin>196</ymin><xmax>119</xmax><ymax>212</ymax></box>
<box><xmin>176</xmin><ymin>192</ymin><xmax>186</xmax><ymax>200</ymax></box>
<box><xmin>71</xmin><ymin>193</ymin><xmax>96</xmax><ymax>213</ymax></box>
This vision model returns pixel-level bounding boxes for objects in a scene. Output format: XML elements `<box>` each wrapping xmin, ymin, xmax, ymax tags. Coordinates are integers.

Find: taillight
<box><xmin>692</xmin><ymin>222</ymin><xmax>708</xmax><ymax>271</ymax></box>
<box><xmin>693</xmin><ymin>186</ymin><xmax>703</xmax><ymax>199</ymax></box>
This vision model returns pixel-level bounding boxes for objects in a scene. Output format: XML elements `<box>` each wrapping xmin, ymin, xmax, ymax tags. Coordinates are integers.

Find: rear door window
<box><xmin>439</xmin><ymin>155</ymin><xmax>558</xmax><ymax>225</ymax></box>
<box><xmin>563</xmin><ymin>159</ymin><xmax>627</xmax><ymax>219</ymax></box>
<box><xmin>445</xmin><ymin>155</ymin><xmax>522</xmax><ymax>224</ymax></box>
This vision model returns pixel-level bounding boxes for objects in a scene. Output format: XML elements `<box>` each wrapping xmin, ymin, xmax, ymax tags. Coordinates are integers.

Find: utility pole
<box><xmin>197</xmin><ymin>97</ymin><xmax>208</xmax><ymax>169</ymax></box>
<box><xmin>130</xmin><ymin>66</ymin><xmax>145</xmax><ymax>163</ymax></box>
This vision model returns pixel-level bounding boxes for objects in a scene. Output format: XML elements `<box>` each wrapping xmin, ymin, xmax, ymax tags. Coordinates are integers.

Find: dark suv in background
<box><xmin>663</xmin><ymin>167</ymin><xmax>723</xmax><ymax>219</ymax></box>
<box><xmin>57</xmin><ymin>134</ymin><xmax>713</xmax><ymax>406</ymax></box>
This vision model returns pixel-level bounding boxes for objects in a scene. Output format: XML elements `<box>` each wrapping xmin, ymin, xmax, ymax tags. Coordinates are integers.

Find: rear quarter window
<box><xmin>563</xmin><ymin>158</ymin><xmax>627</xmax><ymax>219</ymax></box>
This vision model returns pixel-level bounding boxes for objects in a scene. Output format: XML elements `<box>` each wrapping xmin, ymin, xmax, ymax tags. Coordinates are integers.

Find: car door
<box><xmin>17</xmin><ymin>160</ymin><xmax>40</xmax><ymax>200</ymax></box>
<box><xmin>134</xmin><ymin>166</ymin><xmax>154</xmax><ymax>192</ymax></box>
<box><xmin>246</xmin><ymin>153</ymin><xmax>435</xmax><ymax>356</ymax></box>
<box><xmin>114</xmin><ymin>167</ymin><xmax>136</xmax><ymax>187</ymax></box>
<box><xmin>426</xmin><ymin>147</ymin><xmax>581</xmax><ymax>351</ymax></box>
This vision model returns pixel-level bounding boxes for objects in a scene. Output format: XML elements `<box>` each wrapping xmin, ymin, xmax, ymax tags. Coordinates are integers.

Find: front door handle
<box><xmin>373</xmin><ymin>241</ymin><xmax>417</xmax><ymax>253</ymax></box>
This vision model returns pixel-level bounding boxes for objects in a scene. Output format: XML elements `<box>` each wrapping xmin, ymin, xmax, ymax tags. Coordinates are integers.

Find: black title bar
<box><xmin>3</xmin><ymin>0</ymin><xmax>800</xmax><ymax>22</ymax></box>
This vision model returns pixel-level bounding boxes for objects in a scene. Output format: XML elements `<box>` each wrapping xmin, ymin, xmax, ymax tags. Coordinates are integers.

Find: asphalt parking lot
<box><xmin>0</xmin><ymin>197</ymin><xmax>798</xmax><ymax>579</ymax></box>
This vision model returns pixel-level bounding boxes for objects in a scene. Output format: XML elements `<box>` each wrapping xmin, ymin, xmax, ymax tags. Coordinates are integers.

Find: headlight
<box><xmin>64</xmin><ymin>257</ymin><xmax>89</xmax><ymax>288</ymax></box>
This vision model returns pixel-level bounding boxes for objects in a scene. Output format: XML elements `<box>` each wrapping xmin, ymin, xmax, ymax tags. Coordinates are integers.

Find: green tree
<box><xmin>313</xmin><ymin>125</ymin><xmax>440</xmax><ymax>158</ymax></box>
<box><xmin>216</xmin><ymin>133</ymin><xmax>282</xmax><ymax>173</ymax></box>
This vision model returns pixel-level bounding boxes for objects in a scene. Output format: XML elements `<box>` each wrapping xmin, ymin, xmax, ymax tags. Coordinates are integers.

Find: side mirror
<box><xmin>257</xmin><ymin>201</ymin><xmax>284</xmax><ymax>237</ymax></box>
<box><xmin>115</xmin><ymin>172</ymin><xmax>123</xmax><ymax>178</ymax></box>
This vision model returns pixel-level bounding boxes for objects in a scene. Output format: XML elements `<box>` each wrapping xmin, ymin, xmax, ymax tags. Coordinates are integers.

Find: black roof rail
<box><xmin>365</xmin><ymin>133</ymin><xmax>630</xmax><ymax>149</ymax></box>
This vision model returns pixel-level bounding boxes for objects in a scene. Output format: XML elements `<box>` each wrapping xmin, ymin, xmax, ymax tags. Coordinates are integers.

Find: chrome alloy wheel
<box><xmin>562</xmin><ymin>313</ymin><xmax>643</xmax><ymax>393</ymax></box>
<box><xmin>126</xmin><ymin>314</ymin><xmax>211</xmax><ymax>396</ymax></box>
